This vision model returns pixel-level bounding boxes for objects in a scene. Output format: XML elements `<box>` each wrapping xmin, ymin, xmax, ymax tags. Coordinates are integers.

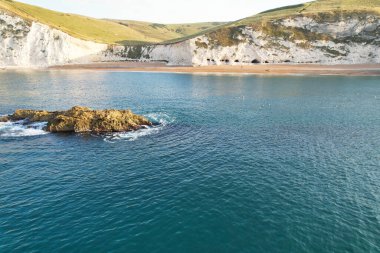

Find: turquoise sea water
<box><xmin>0</xmin><ymin>71</ymin><xmax>379</xmax><ymax>253</ymax></box>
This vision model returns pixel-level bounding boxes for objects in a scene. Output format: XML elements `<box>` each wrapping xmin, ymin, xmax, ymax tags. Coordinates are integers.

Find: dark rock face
<box><xmin>0</xmin><ymin>106</ymin><xmax>152</xmax><ymax>133</ymax></box>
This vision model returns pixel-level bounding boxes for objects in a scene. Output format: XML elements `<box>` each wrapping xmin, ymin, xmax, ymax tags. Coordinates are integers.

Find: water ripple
<box><xmin>1</xmin><ymin>72</ymin><xmax>380</xmax><ymax>253</ymax></box>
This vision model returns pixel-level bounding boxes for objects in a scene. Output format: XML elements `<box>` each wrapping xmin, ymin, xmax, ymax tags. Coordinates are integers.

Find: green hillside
<box><xmin>182</xmin><ymin>0</ymin><xmax>380</xmax><ymax>47</ymax></box>
<box><xmin>0</xmin><ymin>0</ymin><xmax>223</xmax><ymax>44</ymax></box>
<box><xmin>107</xmin><ymin>20</ymin><xmax>225</xmax><ymax>44</ymax></box>
<box><xmin>233</xmin><ymin>0</ymin><xmax>380</xmax><ymax>26</ymax></box>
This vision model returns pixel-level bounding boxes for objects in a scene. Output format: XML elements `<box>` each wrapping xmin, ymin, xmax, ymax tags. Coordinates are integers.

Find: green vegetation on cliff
<box><xmin>233</xmin><ymin>0</ymin><xmax>380</xmax><ymax>26</ymax></box>
<box><xmin>1</xmin><ymin>0</ymin><xmax>379</xmax><ymax>46</ymax></box>
<box><xmin>0</xmin><ymin>0</ymin><xmax>223</xmax><ymax>44</ymax></box>
<box><xmin>195</xmin><ymin>0</ymin><xmax>380</xmax><ymax>47</ymax></box>
<box><xmin>107</xmin><ymin>20</ymin><xmax>225</xmax><ymax>45</ymax></box>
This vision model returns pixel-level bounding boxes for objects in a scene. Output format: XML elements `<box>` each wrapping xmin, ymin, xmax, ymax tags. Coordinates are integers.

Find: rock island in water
<box><xmin>0</xmin><ymin>106</ymin><xmax>152</xmax><ymax>133</ymax></box>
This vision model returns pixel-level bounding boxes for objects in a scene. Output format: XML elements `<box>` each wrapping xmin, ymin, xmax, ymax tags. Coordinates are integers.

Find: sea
<box><xmin>0</xmin><ymin>70</ymin><xmax>379</xmax><ymax>252</ymax></box>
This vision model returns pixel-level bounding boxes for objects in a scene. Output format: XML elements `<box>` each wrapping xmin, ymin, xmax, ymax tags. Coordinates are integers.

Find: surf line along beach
<box><xmin>49</xmin><ymin>62</ymin><xmax>380</xmax><ymax>76</ymax></box>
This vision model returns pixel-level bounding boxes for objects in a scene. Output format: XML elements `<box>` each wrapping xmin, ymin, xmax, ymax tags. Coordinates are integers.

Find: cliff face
<box><xmin>102</xmin><ymin>11</ymin><xmax>380</xmax><ymax>66</ymax></box>
<box><xmin>104</xmin><ymin>42</ymin><xmax>193</xmax><ymax>65</ymax></box>
<box><xmin>188</xmin><ymin>12</ymin><xmax>380</xmax><ymax>65</ymax></box>
<box><xmin>1</xmin><ymin>10</ymin><xmax>380</xmax><ymax>67</ymax></box>
<box><xmin>0</xmin><ymin>12</ymin><xmax>107</xmax><ymax>67</ymax></box>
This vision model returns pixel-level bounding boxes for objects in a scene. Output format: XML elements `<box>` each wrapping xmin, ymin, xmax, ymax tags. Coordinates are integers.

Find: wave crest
<box><xmin>103</xmin><ymin>112</ymin><xmax>174</xmax><ymax>142</ymax></box>
<box><xmin>0</xmin><ymin>120</ymin><xmax>48</xmax><ymax>137</ymax></box>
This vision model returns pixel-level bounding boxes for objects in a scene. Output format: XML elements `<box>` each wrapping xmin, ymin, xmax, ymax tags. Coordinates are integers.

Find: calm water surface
<box><xmin>0</xmin><ymin>71</ymin><xmax>379</xmax><ymax>253</ymax></box>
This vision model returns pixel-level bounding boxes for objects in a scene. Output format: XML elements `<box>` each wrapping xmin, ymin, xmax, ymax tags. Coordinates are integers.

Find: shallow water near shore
<box><xmin>0</xmin><ymin>70</ymin><xmax>379</xmax><ymax>252</ymax></box>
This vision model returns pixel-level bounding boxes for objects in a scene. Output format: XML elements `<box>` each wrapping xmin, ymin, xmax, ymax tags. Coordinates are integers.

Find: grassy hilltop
<box><xmin>106</xmin><ymin>20</ymin><xmax>225</xmax><ymax>45</ymax></box>
<box><xmin>178</xmin><ymin>0</ymin><xmax>380</xmax><ymax>47</ymax></box>
<box><xmin>0</xmin><ymin>0</ymin><xmax>223</xmax><ymax>44</ymax></box>
<box><xmin>150</xmin><ymin>0</ymin><xmax>380</xmax><ymax>45</ymax></box>
<box><xmin>234</xmin><ymin>0</ymin><xmax>380</xmax><ymax>26</ymax></box>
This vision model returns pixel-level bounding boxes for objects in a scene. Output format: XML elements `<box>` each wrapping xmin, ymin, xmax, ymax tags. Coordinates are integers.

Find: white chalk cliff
<box><xmin>1</xmin><ymin>10</ymin><xmax>380</xmax><ymax>67</ymax></box>
<box><xmin>0</xmin><ymin>12</ymin><xmax>107</xmax><ymax>67</ymax></box>
<box><xmin>187</xmin><ymin>13</ymin><xmax>380</xmax><ymax>65</ymax></box>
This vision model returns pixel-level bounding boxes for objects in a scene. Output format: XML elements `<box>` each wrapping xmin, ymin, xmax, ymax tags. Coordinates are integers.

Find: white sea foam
<box><xmin>0</xmin><ymin>120</ymin><xmax>48</xmax><ymax>137</ymax></box>
<box><xmin>103</xmin><ymin>113</ymin><xmax>174</xmax><ymax>142</ymax></box>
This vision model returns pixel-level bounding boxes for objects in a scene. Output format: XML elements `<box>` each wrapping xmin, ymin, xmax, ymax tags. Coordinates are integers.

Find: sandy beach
<box><xmin>49</xmin><ymin>62</ymin><xmax>380</xmax><ymax>76</ymax></box>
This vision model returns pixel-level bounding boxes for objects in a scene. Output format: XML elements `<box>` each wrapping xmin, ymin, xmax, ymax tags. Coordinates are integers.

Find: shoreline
<box><xmin>2</xmin><ymin>62</ymin><xmax>380</xmax><ymax>76</ymax></box>
<box><xmin>50</xmin><ymin>62</ymin><xmax>380</xmax><ymax>76</ymax></box>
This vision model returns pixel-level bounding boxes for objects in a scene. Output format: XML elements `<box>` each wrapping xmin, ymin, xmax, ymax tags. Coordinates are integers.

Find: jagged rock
<box><xmin>0</xmin><ymin>106</ymin><xmax>152</xmax><ymax>133</ymax></box>
<box><xmin>10</xmin><ymin>109</ymin><xmax>57</xmax><ymax>122</ymax></box>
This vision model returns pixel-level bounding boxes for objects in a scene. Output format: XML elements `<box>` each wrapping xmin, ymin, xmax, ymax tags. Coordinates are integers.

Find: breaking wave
<box><xmin>0</xmin><ymin>120</ymin><xmax>48</xmax><ymax>137</ymax></box>
<box><xmin>103</xmin><ymin>113</ymin><xmax>174</xmax><ymax>142</ymax></box>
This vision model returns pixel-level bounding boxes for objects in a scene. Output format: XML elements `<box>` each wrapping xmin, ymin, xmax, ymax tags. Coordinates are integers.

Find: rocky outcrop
<box><xmin>1</xmin><ymin>106</ymin><xmax>152</xmax><ymax>133</ymax></box>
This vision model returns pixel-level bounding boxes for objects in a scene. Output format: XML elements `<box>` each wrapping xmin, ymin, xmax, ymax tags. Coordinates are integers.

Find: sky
<box><xmin>17</xmin><ymin>0</ymin><xmax>310</xmax><ymax>23</ymax></box>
